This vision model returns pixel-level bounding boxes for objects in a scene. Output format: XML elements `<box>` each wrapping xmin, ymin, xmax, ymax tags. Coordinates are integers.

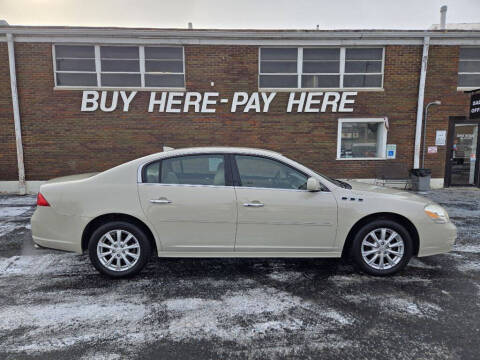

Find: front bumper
<box><xmin>417</xmin><ymin>220</ymin><xmax>457</xmax><ymax>257</ymax></box>
<box><xmin>31</xmin><ymin>207</ymin><xmax>91</xmax><ymax>254</ymax></box>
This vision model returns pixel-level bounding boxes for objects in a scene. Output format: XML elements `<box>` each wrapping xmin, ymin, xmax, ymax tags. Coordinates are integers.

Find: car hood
<box><xmin>45</xmin><ymin>172</ymin><xmax>99</xmax><ymax>184</ymax></box>
<box><xmin>343</xmin><ymin>180</ymin><xmax>430</xmax><ymax>204</ymax></box>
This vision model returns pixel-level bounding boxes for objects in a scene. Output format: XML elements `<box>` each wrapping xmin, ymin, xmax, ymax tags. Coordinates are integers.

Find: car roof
<box><xmin>151</xmin><ymin>147</ymin><xmax>283</xmax><ymax>158</ymax></box>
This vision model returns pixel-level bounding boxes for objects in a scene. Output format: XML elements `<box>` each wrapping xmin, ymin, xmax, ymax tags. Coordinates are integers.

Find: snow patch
<box><xmin>456</xmin><ymin>259</ymin><xmax>480</xmax><ymax>272</ymax></box>
<box><xmin>408</xmin><ymin>258</ymin><xmax>440</xmax><ymax>269</ymax></box>
<box><xmin>267</xmin><ymin>271</ymin><xmax>303</xmax><ymax>282</ymax></box>
<box><xmin>0</xmin><ymin>254</ymin><xmax>89</xmax><ymax>276</ymax></box>
<box><xmin>454</xmin><ymin>244</ymin><xmax>480</xmax><ymax>254</ymax></box>
<box><xmin>0</xmin><ymin>221</ymin><xmax>27</xmax><ymax>237</ymax></box>
<box><xmin>0</xmin><ymin>206</ymin><xmax>31</xmax><ymax>218</ymax></box>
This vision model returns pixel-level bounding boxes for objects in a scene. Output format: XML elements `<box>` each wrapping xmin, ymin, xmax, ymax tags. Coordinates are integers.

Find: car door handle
<box><xmin>150</xmin><ymin>198</ymin><xmax>172</xmax><ymax>204</ymax></box>
<box><xmin>243</xmin><ymin>202</ymin><xmax>264</xmax><ymax>207</ymax></box>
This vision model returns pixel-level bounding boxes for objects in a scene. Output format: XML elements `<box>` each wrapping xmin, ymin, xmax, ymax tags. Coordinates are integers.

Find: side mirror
<box><xmin>307</xmin><ymin>177</ymin><xmax>321</xmax><ymax>192</ymax></box>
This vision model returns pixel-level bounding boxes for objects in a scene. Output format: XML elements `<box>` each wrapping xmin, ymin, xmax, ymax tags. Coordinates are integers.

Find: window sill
<box><xmin>457</xmin><ymin>87</ymin><xmax>480</xmax><ymax>92</ymax></box>
<box><xmin>53</xmin><ymin>86</ymin><xmax>187</xmax><ymax>92</ymax></box>
<box><xmin>258</xmin><ymin>87</ymin><xmax>384</xmax><ymax>92</ymax></box>
<box><xmin>336</xmin><ymin>157</ymin><xmax>387</xmax><ymax>161</ymax></box>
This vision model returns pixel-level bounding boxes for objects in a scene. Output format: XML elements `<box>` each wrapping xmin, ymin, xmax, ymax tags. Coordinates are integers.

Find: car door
<box><xmin>137</xmin><ymin>153</ymin><xmax>237</xmax><ymax>253</ymax></box>
<box><xmin>233</xmin><ymin>154</ymin><xmax>338</xmax><ymax>252</ymax></box>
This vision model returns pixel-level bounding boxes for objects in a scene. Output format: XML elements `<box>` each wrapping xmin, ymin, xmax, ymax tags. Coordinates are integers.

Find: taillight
<box><xmin>37</xmin><ymin>193</ymin><xmax>50</xmax><ymax>207</ymax></box>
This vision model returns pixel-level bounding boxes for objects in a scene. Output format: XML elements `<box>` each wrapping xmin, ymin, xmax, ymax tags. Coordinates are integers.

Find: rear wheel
<box><xmin>352</xmin><ymin>220</ymin><xmax>412</xmax><ymax>276</ymax></box>
<box><xmin>88</xmin><ymin>221</ymin><xmax>151</xmax><ymax>278</ymax></box>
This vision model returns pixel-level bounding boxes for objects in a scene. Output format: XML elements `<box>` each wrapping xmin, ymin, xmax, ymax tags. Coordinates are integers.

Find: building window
<box><xmin>337</xmin><ymin>118</ymin><xmax>388</xmax><ymax>160</ymax></box>
<box><xmin>259</xmin><ymin>48</ymin><xmax>298</xmax><ymax>88</ymax></box>
<box><xmin>259</xmin><ymin>47</ymin><xmax>384</xmax><ymax>90</ymax></box>
<box><xmin>53</xmin><ymin>44</ymin><xmax>185</xmax><ymax>89</ymax></box>
<box><xmin>54</xmin><ymin>45</ymin><xmax>97</xmax><ymax>86</ymax></box>
<box><xmin>458</xmin><ymin>47</ymin><xmax>480</xmax><ymax>89</ymax></box>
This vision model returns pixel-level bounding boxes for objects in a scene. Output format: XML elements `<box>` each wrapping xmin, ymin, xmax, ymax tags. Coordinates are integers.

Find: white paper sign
<box><xmin>428</xmin><ymin>146</ymin><xmax>438</xmax><ymax>154</ymax></box>
<box><xmin>435</xmin><ymin>130</ymin><xmax>446</xmax><ymax>146</ymax></box>
<box><xmin>386</xmin><ymin>144</ymin><xmax>396</xmax><ymax>159</ymax></box>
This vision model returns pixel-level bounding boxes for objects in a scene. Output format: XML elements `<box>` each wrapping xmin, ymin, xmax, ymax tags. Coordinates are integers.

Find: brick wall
<box><xmin>423</xmin><ymin>45</ymin><xmax>471</xmax><ymax>179</ymax></box>
<box><xmin>0</xmin><ymin>43</ymin><xmax>17</xmax><ymax>181</ymax></box>
<box><xmin>0</xmin><ymin>42</ymin><xmax>472</xmax><ymax>181</ymax></box>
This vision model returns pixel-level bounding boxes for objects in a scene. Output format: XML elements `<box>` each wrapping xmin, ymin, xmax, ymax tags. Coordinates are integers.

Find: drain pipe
<box><xmin>413</xmin><ymin>36</ymin><xmax>430</xmax><ymax>169</ymax></box>
<box><xmin>6</xmin><ymin>33</ymin><xmax>26</xmax><ymax>195</ymax></box>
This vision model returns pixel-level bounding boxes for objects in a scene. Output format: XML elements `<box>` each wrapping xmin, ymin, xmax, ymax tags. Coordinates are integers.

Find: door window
<box><xmin>144</xmin><ymin>155</ymin><xmax>226</xmax><ymax>186</ymax></box>
<box><xmin>450</xmin><ymin>124</ymin><xmax>478</xmax><ymax>185</ymax></box>
<box><xmin>234</xmin><ymin>155</ymin><xmax>308</xmax><ymax>190</ymax></box>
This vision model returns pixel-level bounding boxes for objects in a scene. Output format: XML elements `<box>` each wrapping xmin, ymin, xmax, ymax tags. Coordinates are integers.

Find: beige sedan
<box><xmin>31</xmin><ymin>147</ymin><xmax>456</xmax><ymax>277</ymax></box>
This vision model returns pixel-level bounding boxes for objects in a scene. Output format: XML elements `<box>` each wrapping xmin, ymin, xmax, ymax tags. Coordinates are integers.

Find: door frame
<box><xmin>444</xmin><ymin>116</ymin><xmax>480</xmax><ymax>187</ymax></box>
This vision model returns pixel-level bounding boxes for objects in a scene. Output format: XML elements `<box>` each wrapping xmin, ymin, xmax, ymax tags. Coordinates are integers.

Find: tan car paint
<box><xmin>31</xmin><ymin>147</ymin><xmax>456</xmax><ymax>258</ymax></box>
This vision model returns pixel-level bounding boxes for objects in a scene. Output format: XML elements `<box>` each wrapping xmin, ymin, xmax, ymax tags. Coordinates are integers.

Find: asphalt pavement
<box><xmin>0</xmin><ymin>188</ymin><xmax>479</xmax><ymax>359</ymax></box>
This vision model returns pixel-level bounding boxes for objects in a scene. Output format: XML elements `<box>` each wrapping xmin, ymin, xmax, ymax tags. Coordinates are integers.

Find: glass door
<box><xmin>448</xmin><ymin>123</ymin><xmax>479</xmax><ymax>186</ymax></box>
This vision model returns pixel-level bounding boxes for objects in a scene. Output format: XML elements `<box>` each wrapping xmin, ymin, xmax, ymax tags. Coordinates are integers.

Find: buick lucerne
<box><xmin>31</xmin><ymin>147</ymin><xmax>457</xmax><ymax>277</ymax></box>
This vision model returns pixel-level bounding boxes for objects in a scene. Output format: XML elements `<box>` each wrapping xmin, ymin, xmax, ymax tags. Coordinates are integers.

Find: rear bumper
<box><xmin>31</xmin><ymin>207</ymin><xmax>91</xmax><ymax>254</ymax></box>
<box><xmin>417</xmin><ymin>220</ymin><xmax>457</xmax><ymax>257</ymax></box>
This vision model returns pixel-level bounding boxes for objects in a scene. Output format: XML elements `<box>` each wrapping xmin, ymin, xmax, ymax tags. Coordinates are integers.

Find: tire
<box><xmin>88</xmin><ymin>221</ymin><xmax>151</xmax><ymax>278</ymax></box>
<box><xmin>351</xmin><ymin>219</ymin><xmax>413</xmax><ymax>276</ymax></box>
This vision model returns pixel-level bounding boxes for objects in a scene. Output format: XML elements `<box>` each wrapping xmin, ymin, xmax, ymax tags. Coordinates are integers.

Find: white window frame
<box><xmin>336</xmin><ymin>118</ymin><xmax>388</xmax><ymax>160</ymax></box>
<box><xmin>53</xmin><ymin>44</ymin><xmax>186</xmax><ymax>91</ymax></box>
<box><xmin>457</xmin><ymin>46</ymin><xmax>480</xmax><ymax>91</ymax></box>
<box><xmin>257</xmin><ymin>47</ymin><xmax>299</xmax><ymax>90</ymax></box>
<box><xmin>258</xmin><ymin>46</ymin><xmax>385</xmax><ymax>92</ymax></box>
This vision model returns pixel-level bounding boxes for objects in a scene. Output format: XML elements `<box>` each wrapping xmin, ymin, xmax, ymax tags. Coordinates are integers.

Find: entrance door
<box><xmin>445</xmin><ymin>118</ymin><xmax>480</xmax><ymax>187</ymax></box>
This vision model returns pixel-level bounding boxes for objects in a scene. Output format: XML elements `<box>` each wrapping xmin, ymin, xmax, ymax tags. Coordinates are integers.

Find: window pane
<box><xmin>261</xmin><ymin>48</ymin><xmax>298</xmax><ymax>60</ymax></box>
<box><xmin>302</xmin><ymin>75</ymin><xmax>339</xmax><ymax>88</ymax></box>
<box><xmin>302</xmin><ymin>61</ymin><xmax>339</xmax><ymax>73</ymax></box>
<box><xmin>260</xmin><ymin>61</ymin><xmax>297</xmax><ymax>73</ymax></box>
<box><xmin>346</xmin><ymin>48</ymin><xmax>383</xmax><ymax>60</ymax></box>
<box><xmin>101</xmin><ymin>60</ymin><xmax>140</xmax><ymax>72</ymax></box>
<box><xmin>145</xmin><ymin>60</ymin><xmax>183</xmax><ymax>73</ymax></box>
<box><xmin>56</xmin><ymin>59</ymin><xmax>95</xmax><ymax>71</ymax></box>
<box><xmin>145</xmin><ymin>47</ymin><xmax>183</xmax><ymax>60</ymax></box>
<box><xmin>458</xmin><ymin>61</ymin><xmax>480</xmax><ymax>73</ymax></box>
<box><xmin>340</xmin><ymin>122</ymin><xmax>380</xmax><ymax>158</ymax></box>
<box><xmin>459</xmin><ymin>48</ymin><xmax>480</xmax><ymax>60</ymax></box>
<box><xmin>101</xmin><ymin>73</ymin><xmax>141</xmax><ymax>87</ymax></box>
<box><xmin>145</xmin><ymin>74</ymin><xmax>184</xmax><ymax>87</ymax></box>
<box><xmin>55</xmin><ymin>45</ymin><xmax>94</xmax><ymax>58</ymax></box>
<box><xmin>144</xmin><ymin>162</ymin><xmax>160</xmax><ymax>183</ymax></box>
<box><xmin>303</xmin><ymin>48</ymin><xmax>339</xmax><ymax>60</ymax></box>
<box><xmin>343</xmin><ymin>74</ymin><xmax>382</xmax><ymax>88</ymax></box>
<box><xmin>259</xmin><ymin>75</ymin><xmax>298</xmax><ymax>88</ymax></box>
<box><xmin>100</xmin><ymin>46</ymin><xmax>139</xmax><ymax>59</ymax></box>
<box><xmin>458</xmin><ymin>74</ymin><xmax>480</xmax><ymax>87</ymax></box>
<box><xmin>160</xmin><ymin>155</ymin><xmax>225</xmax><ymax>185</ymax></box>
<box><xmin>345</xmin><ymin>60</ymin><xmax>382</xmax><ymax>73</ymax></box>
<box><xmin>235</xmin><ymin>155</ymin><xmax>308</xmax><ymax>190</ymax></box>
<box><xmin>56</xmin><ymin>73</ymin><xmax>97</xmax><ymax>86</ymax></box>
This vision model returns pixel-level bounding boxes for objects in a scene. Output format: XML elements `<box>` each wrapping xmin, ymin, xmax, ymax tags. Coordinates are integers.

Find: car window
<box><xmin>144</xmin><ymin>161</ymin><xmax>160</xmax><ymax>183</ymax></box>
<box><xmin>234</xmin><ymin>155</ymin><xmax>308</xmax><ymax>190</ymax></box>
<box><xmin>150</xmin><ymin>154</ymin><xmax>226</xmax><ymax>186</ymax></box>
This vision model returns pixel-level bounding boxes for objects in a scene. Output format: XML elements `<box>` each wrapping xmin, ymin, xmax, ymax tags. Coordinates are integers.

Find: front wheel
<box><xmin>88</xmin><ymin>221</ymin><xmax>151</xmax><ymax>278</ymax></box>
<box><xmin>352</xmin><ymin>220</ymin><xmax>413</xmax><ymax>276</ymax></box>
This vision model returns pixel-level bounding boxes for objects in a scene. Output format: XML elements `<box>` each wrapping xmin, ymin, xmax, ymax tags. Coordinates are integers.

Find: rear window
<box><xmin>143</xmin><ymin>154</ymin><xmax>226</xmax><ymax>186</ymax></box>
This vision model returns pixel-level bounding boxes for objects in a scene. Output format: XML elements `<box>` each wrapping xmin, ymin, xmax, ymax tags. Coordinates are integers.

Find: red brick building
<box><xmin>1</xmin><ymin>25</ymin><xmax>480</xmax><ymax>193</ymax></box>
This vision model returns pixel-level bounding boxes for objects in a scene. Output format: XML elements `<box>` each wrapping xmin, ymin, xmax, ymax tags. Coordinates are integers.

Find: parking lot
<box><xmin>0</xmin><ymin>188</ymin><xmax>479</xmax><ymax>359</ymax></box>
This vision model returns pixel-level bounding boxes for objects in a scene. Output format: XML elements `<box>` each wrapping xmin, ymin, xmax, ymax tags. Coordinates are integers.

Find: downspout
<box><xmin>413</xmin><ymin>36</ymin><xmax>430</xmax><ymax>169</ymax></box>
<box><xmin>6</xmin><ymin>33</ymin><xmax>26</xmax><ymax>195</ymax></box>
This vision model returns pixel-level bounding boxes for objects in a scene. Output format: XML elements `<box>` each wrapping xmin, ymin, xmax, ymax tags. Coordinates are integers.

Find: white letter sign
<box><xmin>81</xmin><ymin>90</ymin><xmax>356</xmax><ymax>114</ymax></box>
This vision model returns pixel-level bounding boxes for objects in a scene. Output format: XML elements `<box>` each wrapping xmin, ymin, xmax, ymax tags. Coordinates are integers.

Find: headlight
<box><xmin>424</xmin><ymin>204</ymin><xmax>449</xmax><ymax>224</ymax></box>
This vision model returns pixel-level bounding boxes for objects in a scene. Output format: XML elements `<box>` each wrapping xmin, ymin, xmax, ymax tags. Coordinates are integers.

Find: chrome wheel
<box><xmin>361</xmin><ymin>228</ymin><xmax>405</xmax><ymax>270</ymax></box>
<box><xmin>97</xmin><ymin>229</ymin><xmax>140</xmax><ymax>272</ymax></box>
